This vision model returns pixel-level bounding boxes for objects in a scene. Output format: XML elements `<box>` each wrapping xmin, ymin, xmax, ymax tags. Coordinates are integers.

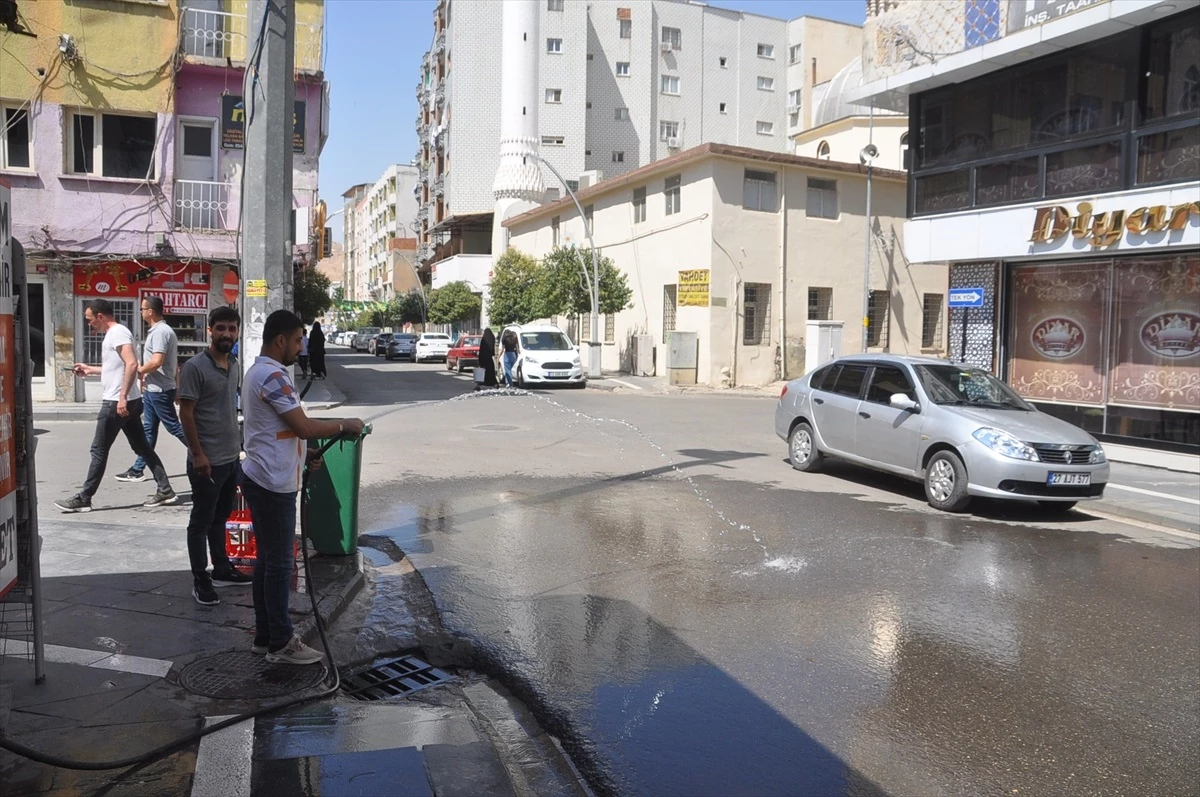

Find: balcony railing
<box><xmin>182</xmin><ymin>7</ymin><xmax>246</xmax><ymax>61</ymax></box>
<box><xmin>435</xmin><ymin>31</ymin><xmax>446</xmax><ymax>54</ymax></box>
<box><xmin>175</xmin><ymin>180</ymin><xmax>233</xmax><ymax>231</ymax></box>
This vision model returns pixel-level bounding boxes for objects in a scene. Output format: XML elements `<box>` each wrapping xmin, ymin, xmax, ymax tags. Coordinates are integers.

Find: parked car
<box><xmin>774</xmin><ymin>354</ymin><xmax>1109</xmax><ymax>513</ymax></box>
<box><xmin>414</xmin><ymin>332</ymin><xmax>452</xmax><ymax>363</ymax></box>
<box><xmin>503</xmin><ymin>324</ymin><xmax>585</xmax><ymax>388</ymax></box>
<box><xmin>386</xmin><ymin>334</ymin><xmax>418</xmax><ymax>361</ymax></box>
<box><xmin>353</xmin><ymin>327</ymin><xmax>381</xmax><ymax>352</ymax></box>
<box><xmin>447</xmin><ymin>335</ymin><xmax>483</xmax><ymax>373</ymax></box>
<box><xmin>341</xmin><ymin>332</ymin><xmax>356</xmax><ymax>349</ymax></box>
<box><xmin>369</xmin><ymin>332</ymin><xmax>393</xmax><ymax>356</ymax></box>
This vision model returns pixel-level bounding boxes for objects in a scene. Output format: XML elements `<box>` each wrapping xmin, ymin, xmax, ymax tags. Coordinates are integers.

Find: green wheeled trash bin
<box><xmin>305</xmin><ymin>426</ymin><xmax>370</xmax><ymax>555</ymax></box>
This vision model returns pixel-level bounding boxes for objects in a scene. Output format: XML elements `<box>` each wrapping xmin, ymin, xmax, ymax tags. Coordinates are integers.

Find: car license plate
<box><xmin>547</xmin><ymin>371</ymin><xmax>569</xmax><ymax>377</ymax></box>
<box><xmin>1047</xmin><ymin>472</ymin><xmax>1091</xmax><ymax>486</ymax></box>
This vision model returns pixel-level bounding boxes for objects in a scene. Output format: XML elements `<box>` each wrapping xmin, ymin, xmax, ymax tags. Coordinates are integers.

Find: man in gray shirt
<box><xmin>116</xmin><ymin>295</ymin><xmax>188</xmax><ymax>482</ymax></box>
<box><xmin>178</xmin><ymin>305</ymin><xmax>251</xmax><ymax>606</ymax></box>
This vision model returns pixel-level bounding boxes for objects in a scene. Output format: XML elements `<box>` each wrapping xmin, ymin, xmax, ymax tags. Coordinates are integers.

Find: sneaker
<box><xmin>114</xmin><ymin>469</ymin><xmax>147</xmax><ymax>483</ymax></box>
<box><xmin>192</xmin><ymin>581</ymin><xmax>220</xmax><ymax>606</ymax></box>
<box><xmin>211</xmin><ymin>567</ymin><xmax>252</xmax><ymax>587</ymax></box>
<box><xmin>265</xmin><ymin>636</ymin><xmax>324</xmax><ymax>666</ymax></box>
<box><xmin>144</xmin><ymin>489</ymin><xmax>178</xmax><ymax>507</ymax></box>
<box><xmin>55</xmin><ymin>495</ymin><xmax>92</xmax><ymax>513</ymax></box>
<box><xmin>250</xmin><ymin>641</ymin><xmax>269</xmax><ymax>655</ymax></box>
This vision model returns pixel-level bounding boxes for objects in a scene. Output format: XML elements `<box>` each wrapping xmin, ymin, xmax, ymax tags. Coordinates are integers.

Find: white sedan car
<box><xmin>414</xmin><ymin>332</ymin><xmax>452</xmax><ymax>363</ymax></box>
<box><xmin>504</xmin><ymin>324</ymin><xmax>585</xmax><ymax>388</ymax></box>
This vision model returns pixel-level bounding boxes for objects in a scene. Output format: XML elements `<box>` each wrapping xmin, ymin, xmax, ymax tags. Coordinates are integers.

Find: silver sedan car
<box><xmin>775</xmin><ymin>354</ymin><xmax>1109</xmax><ymax>513</ymax></box>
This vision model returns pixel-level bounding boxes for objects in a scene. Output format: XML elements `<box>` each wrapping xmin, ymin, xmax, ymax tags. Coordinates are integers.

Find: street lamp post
<box><xmin>525</xmin><ymin>153</ymin><xmax>602</xmax><ymax>379</ymax></box>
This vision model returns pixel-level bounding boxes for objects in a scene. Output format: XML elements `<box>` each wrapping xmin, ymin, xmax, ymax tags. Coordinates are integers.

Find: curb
<box><xmin>1087</xmin><ymin>502</ymin><xmax>1200</xmax><ymax>536</ymax></box>
<box><xmin>295</xmin><ymin>550</ymin><xmax>367</xmax><ymax>648</ymax></box>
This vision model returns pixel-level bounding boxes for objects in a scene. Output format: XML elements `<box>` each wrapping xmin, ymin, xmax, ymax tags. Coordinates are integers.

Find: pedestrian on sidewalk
<box><xmin>500</xmin><ymin>328</ymin><xmax>519</xmax><ymax>387</ymax></box>
<box><xmin>55</xmin><ymin>299</ymin><xmax>177</xmax><ymax>513</ymax></box>
<box><xmin>309</xmin><ymin>321</ymin><xmax>327</xmax><ymax>379</ymax></box>
<box><xmin>115</xmin><ymin>295</ymin><xmax>186</xmax><ymax>483</ymax></box>
<box><xmin>241</xmin><ymin>310</ymin><xmax>364</xmax><ymax>665</ymax></box>
<box><xmin>298</xmin><ymin>327</ymin><xmax>310</xmax><ymax>379</ymax></box>
<box><xmin>178</xmin><ymin>305</ymin><xmax>252</xmax><ymax>607</ymax></box>
<box><xmin>477</xmin><ymin>328</ymin><xmax>498</xmax><ymax>390</ymax></box>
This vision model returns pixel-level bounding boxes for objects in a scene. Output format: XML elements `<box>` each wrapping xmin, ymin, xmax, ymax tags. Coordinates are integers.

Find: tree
<box><xmin>387</xmin><ymin>289</ymin><xmax>427</xmax><ymax>327</ymax></box>
<box><xmin>540</xmin><ymin>245</ymin><xmax>633</xmax><ymax>317</ymax></box>
<box><xmin>486</xmin><ymin>249</ymin><xmax>547</xmax><ymax>325</ymax></box>
<box><xmin>428</xmin><ymin>281</ymin><xmax>482</xmax><ymax>325</ymax></box>
<box><xmin>294</xmin><ymin>266</ymin><xmax>333</xmax><ymax>323</ymax></box>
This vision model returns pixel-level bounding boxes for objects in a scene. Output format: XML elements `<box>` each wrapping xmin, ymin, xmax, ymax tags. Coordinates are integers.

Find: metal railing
<box><xmin>174</xmin><ymin>180</ymin><xmax>233</xmax><ymax>231</ymax></box>
<box><xmin>182</xmin><ymin>7</ymin><xmax>246</xmax><ymax>60</ymax></box>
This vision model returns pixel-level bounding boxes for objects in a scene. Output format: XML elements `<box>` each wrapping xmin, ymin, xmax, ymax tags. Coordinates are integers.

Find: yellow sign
<box><xmin>1030</xmin><ymin>201</ymin><xmax>1200</xmax><ymax>248</ymax></box>
<box><xmin>678</xmin><ymin>269</ymin><xmax>710</xmax><ymax>307</ymax></box>
<box><xmin>246</xmin><ymin>280</ymin><xmax>268</xmax><ymax>298</ymax></box>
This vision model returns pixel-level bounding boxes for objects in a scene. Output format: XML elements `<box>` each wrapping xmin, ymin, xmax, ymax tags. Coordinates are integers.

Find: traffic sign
<box><xmin>948</xmin><ymin>288</ymin><xmax>985</xmax><ymax>308</ymax></box>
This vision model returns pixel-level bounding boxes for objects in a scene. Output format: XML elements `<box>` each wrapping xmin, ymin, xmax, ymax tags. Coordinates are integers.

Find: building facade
<box><xmin>363</xmin><ymin>164</ymin><xmax>419</xmax><ymax>301</ymax></box>
<box><xmin>340</xmin><ymin>182</ymin><xmax>369</xmax><ymax>301</ymax></box>
<box><xmin>504</xmin><ymin>143</ymin><xmax>948</xmax><ymax>386</ymax></box>
<box><xmin>416</xmin><ymin>0</ymin><xmax>861</xmax><ymax>276</ymax></box>
<box><xmin>1</xmin><ymin>0</ymin><xmax>327</xmax><ymax>403</ymax></box>
<box><xmin>852</xmin><ymin>0</ymin><xmax>1200</xmax><ymax>459</ymax></box>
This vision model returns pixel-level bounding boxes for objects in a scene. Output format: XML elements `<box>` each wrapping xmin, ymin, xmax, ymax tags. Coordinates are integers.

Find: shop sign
<box><xmin>1007</xmin><ymin>0</ymin><xmax>1110</xmax><ymax>34</ymax></box>
<box><xmin>160</xmin><ymin>290</ymin><xmax>209</xmax><ymax>314</ymax></box>
<box><xmin>678</xmin><ymin>269</ymin><xmax>710</xmax><ymax>307</ymax></box>
<box><xmin>1030</xmin><ymin>201</ymin><xmax>1200</xmax><ymax>248</ymax></box>
<box><xmin>0</xmin><ymin>182</ymin><xmax>17</xmax><ymax>599</ymax></box>
<box><xmin>74</xmin><ymin>261</ymin><xmax>210</xmax><ymax>297</ymax></box>
<box><xmin>221</xmin><ymin>95</ymin><xmax>306</xmax><ymax>153</ymax></box>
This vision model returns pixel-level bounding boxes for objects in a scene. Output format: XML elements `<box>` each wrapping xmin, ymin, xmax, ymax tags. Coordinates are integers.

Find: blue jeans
<box><xmin>130</xmin><ymin>389</ymin><xmax>186</xmax><ymax>475</ymax></box>
<box><xmin>241</xmin><ymin>478</ymin><xmax>297</xmax><ymax>649</ymax></box>
<box><xmin>502</xmin><ymin>351</ymin><xmax>518</xmax><ymax>386</ymax></box>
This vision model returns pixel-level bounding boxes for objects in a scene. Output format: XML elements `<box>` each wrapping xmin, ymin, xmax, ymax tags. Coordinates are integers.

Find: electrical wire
<box><xmin>0</xmin><ymin>421</ymin><xmax>357</xmax><ymax>771</ymax></box>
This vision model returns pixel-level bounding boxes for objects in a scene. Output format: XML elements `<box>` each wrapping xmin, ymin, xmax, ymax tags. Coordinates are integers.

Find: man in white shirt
<box><xmin>116</xmin><ymin>295</ymin><xmax>188</xmax><ymax>482</ymax></box>
<box><xmin>242</xmin><ymin>309</ymin><xmax>364</xmax><ymax>665</ymax></box>
<box><xmin>55</xmin><ymin>299</ymin><xmax>177</xmax><ymax>512</ymax></box>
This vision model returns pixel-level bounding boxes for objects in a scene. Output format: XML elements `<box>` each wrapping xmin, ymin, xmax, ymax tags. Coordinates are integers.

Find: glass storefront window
<box><xmin>1143</xmin><ymin>17</ymin><xmax>1200</xmax><ymax>122</ymax></box>
<box><xmin>975</xmin><ymin>157</ymin><xmax>1040</xmax><ymax>205</ymax></box>
<box><xmin>914</xmin><ymin>170</ymin><xmax>970</xmax><ymax>215</ymax></box>
<box><xmin>1044</xmin><ymin>141</ymin><xmax>1122</xmax><ymax>197</ymax></box>
<box><xmin>1136</xmin><ymin>126</ymin><xmax>1200</xmax><ymax>186</ymax></box>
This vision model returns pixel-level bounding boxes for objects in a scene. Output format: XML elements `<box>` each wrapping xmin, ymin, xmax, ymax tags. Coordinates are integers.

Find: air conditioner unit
<box><xmin>787</xmin><ymin>104</ymin><xmax>800</xmax><ymax>115</ymax></box>
<box><xmin>660</xmin><ymin>41</ymin><xmax>674</xmax><ymax>53</ymax></box>
<box><xmin>665</xmin><ymin>137</ymin><xmax>681</xmax><ymax>148</ymax></box>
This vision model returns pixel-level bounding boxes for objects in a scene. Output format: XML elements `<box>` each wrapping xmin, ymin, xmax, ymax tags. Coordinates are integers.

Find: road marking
<box><xmin>191</xmin><ymin>715</ymin><xmax>254</xmax><ymax>797</ymax></box>
<box><xmin>1109</xmin><ymin>483</ymin><xmax>1200</xmax><ymax>506</ymax></box>
<box><xmin>608</xmin><ymin>379</ymin><xmax>644</xmax><ymax>390</ymax></box>
<box><xmin>0</xmin><ymin>638</ymin><xmax>173</xmax><ymax>677</ymax></box>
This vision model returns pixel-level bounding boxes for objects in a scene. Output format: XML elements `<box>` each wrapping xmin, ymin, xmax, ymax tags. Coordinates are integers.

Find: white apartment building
<box><xmin>416</xmin><ymin>0</ymin><xmax>860</xmax><ymax>272</ymax></box>
<box><xmin>341</xmin><ymin>183</ymin><xmax>370</xmax><ymax>301</ymax></box>
<box><xmin>364</xmin><ymin>164</ymin><xmax>420</xmax><ymax>301</ymax></box>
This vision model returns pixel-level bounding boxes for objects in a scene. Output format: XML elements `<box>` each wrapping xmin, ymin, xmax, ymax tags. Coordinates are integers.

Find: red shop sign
<box><xmin>159</xmin><ymin>290</ymin><xmax>209</xmax><ymax>314</ymax></box>
<box><xmin>74</xmin><ymin>260</ymin><xmax>210</xmax><ymax>297</ymax></box>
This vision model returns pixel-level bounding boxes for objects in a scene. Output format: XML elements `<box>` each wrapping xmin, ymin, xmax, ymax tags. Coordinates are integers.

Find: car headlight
<box><xmin>571</xmin><ymin>357</ymin><xmax>580</xmax><ymax>365</ymax></box>
<box><xmin>524</xmin><ymin>356</ymin><xmax>539</xmax><ymax>365</ymax></box>
<box><xmin>972</xmin><ymin>427</ymin><xmax>1039</xmax><ymax>461</ymax></box>
<box><xmin>1089</xmin><ymin>447</ymin><xmax>1106</xmax><ymax>464</ymax></box>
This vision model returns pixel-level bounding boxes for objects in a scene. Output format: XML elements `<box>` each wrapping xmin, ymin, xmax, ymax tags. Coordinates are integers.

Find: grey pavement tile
<box><xmin>16</xmin><ymin>685</ymin><xmax>150</xmax><ymax>721</ymax></box>
<box><xmin>78</xmin><ymin>685</ymin><xmax>200</xmax><ymax>727</ymax></box>
<box><xmin>252</xmin><ymin>747</ymin><xmax>434</xmax><ymax>797</ymax></box>
<box><xmin>36</xmin><ymin>580</ymin><xmax>94</xmax><ymax>602</ymax></box>
<box><xmin>58</xmin><ymin>572</ymin><xmax>178</xmax><ymax>592</ymax></box>
<box><xmin>425</xmin><ymin>740</ymin><xmax>517</xmax><ymax>797</ymax></box>
<box><xmin>44</xmin><ymin>604</ymin><xmax>233</xmax><ymax>660</ymax></box>
<box><xmin>68</xmin><ymin>586</ymin><xmax>182</xmax><ymax>614</ymax></box>
<box><xmin>35</xmin><ymin>551</ymin><xmax>92</xmax><ymax>572</ymax></box>
<box><xmin>5</xmin><ymin>660</ymin><xmax>158</xmax><ymax>712</ymax></box>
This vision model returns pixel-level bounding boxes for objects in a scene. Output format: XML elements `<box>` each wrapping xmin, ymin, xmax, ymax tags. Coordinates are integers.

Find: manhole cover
<box><xmin>473</xmin><ymin>424</ymin><xmax>519</xmax><ymax>432</ymax></box>
<box><xmin>178</xmin><ymin>651</ymin><xmax>328</xmax><ymax>699</ymax></box>
<box><xmin>341</xmin><ymin>654</ymin><xmax>452</xmax><ymax>702</ymax></box>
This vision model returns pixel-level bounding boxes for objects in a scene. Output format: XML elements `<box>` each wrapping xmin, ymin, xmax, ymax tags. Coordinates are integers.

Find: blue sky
<box><xmin>320</xmin><ymin>0</ymin><xmax>865</xmax><ymax>238</ymax></box>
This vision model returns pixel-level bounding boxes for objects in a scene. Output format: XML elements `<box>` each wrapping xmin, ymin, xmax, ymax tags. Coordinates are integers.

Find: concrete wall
<box><xmin>793</xmin><ymin>116</ymin><xmax>909</xmax><ymax>171</ymax></box>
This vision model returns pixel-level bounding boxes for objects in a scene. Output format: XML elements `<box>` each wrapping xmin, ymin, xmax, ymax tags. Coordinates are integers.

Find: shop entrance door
<box><xmin>75</xmin><ymin>297</ymin><xmax>137</xmax><ymax>402</ymax></box>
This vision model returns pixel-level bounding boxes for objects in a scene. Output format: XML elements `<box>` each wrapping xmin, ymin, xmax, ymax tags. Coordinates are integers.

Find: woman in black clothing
<box><xmin>477</xmin><ymin>328</ymin><xmax>498</xmax><ymax>389</ymax></box>
<box><xmin>309</xmin><ymin>322</ymin><xmax>327</xmax><ymax>379</ymax></box>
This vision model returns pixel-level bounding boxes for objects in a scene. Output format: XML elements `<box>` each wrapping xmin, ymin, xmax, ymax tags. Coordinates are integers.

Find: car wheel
<box><xmin>456</xmin><ymin>359</ymin><xmax>464</xmax><ymax>373</ymax></box>
<box><xmin>1037</xmin><ymin>501</ymin><xmax>1078</xmax><ymax>514</ymax></box>
<box><xmin>788</xmin><ymin>422</ymin><xmax>822</xmax><ymax>472</ymax></box>
<box><xmin>924</xmin><ymin>450</ymin><xmax>971</xmax><ymax>512</ymax></box>
<box><xmin>516</xmin><ymin>366</ymin><xmax>526</xmax><ymax>390</ymax></box>
<box><xmin>446</xmin><ymin>358</ymin><xmax>454</xmax><ymax>371</ymax></box>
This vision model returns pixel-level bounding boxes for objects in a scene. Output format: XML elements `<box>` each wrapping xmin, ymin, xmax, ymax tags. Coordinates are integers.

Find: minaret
<box><xmin>490</xmin><ymin>0</ymin><xmax>544</xmax><ymax>266</ymax></box>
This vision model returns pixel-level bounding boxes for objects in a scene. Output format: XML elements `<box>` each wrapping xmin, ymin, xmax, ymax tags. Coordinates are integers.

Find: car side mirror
<box><xmin>890</xmin><ymin>393</ymin><xmax>919</xmax><ymax>413</ymax></box>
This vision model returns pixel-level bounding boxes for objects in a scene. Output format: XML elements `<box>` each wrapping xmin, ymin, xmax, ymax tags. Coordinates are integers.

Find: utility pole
<box><xmin>241</xmin><ymin>0</ymin><xmax>295</xmax><ymax>379</ymax></box>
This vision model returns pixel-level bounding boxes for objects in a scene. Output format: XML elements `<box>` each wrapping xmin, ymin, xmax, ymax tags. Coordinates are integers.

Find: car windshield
<box><xmin>424</xmin><ymin>334</ymin><xmax>450</xmax><ymax>341</ymax></box>
<box><xmin>915</xmin><ymin>365</ymin><xmax>1033</xmax><ymax>410</ymax></box>
<box><xmin>521</xmin><ymin>331</ymin><xmax>573</xmax><ymax>351</ymax></box>
<box><xmin>461</xmin><ymin>337</ymin><xmax>482</xmax><ymax>346</ymax></box>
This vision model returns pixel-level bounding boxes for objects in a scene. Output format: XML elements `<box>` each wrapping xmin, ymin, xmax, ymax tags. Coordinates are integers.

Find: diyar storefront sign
<box><xmin>1030</xmin><ymin>201</ymin><xmax>1200</xmax><ymax>248</ymax></box>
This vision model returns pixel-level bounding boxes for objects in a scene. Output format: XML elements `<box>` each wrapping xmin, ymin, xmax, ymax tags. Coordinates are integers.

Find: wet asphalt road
<box><xmin>324</xmin><ymin>349</ymin><xmax>1200</xmax><ymax>796</ymax></box>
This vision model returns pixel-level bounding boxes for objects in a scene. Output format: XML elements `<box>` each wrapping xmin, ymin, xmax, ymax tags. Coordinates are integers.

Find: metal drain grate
<box><xmin>340</xmin><ymin>654</ymin><xmax>452</xmax><ymax>701</ymax></box>
<box><xmin>178</xmin><ymin>650</ymin><xmax>328</xmax><ymax>699</ymax></box>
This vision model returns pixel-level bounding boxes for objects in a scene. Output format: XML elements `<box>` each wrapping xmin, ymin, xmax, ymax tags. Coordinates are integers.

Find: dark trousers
<box><xmin>131</xmin><ymin>389</ymin><xmax>186</xmax><ymax>474</ymax></box>
<box><xmin>186</xmin><ymin>459</ymin><xmax>239</xmax><ymax>581</ymax></box>
<box><xmin>298</xmin><ymin>355</ymin><xmax>310</xmax><ymax>376</ymax></box>
<box><xmin>241</xmin><ymin>478</ymin><xmax>297</xmax><ymax>648</ymax></box>
<box><xmin>81</xmin><ymin>399</ymin><xmax>171</xmax><ymax>500</ymax></box>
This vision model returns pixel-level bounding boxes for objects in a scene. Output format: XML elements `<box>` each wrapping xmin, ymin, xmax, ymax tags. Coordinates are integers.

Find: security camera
<box><xmin>859</xmin><ymin>144</ymin><xmax>879</xmax><ymax>164</ymax></box>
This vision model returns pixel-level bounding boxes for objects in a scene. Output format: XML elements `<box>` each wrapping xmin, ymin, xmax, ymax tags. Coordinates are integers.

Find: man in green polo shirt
<box><xmin>178</xmin><ymin>305</ymin><xmax>251</xmax><ymax>606</ymax></box>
